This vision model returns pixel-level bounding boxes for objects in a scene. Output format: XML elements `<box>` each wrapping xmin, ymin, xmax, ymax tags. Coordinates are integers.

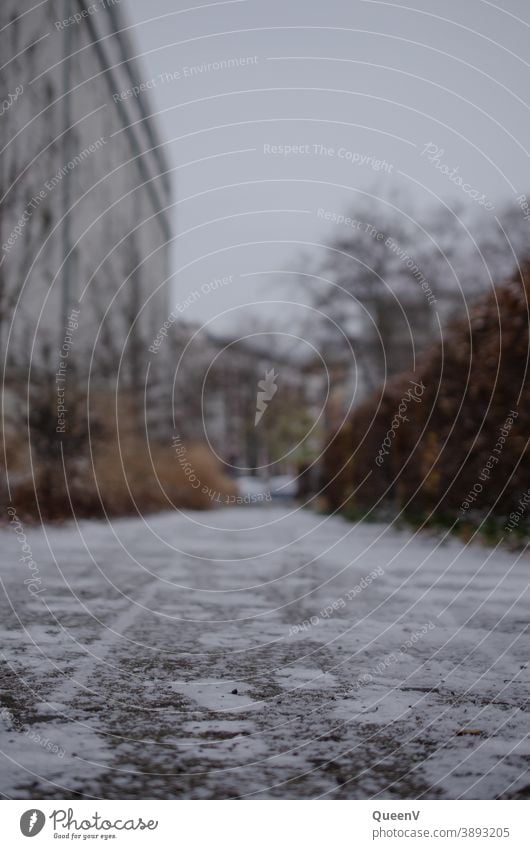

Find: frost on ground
<box><xmin>0</xmin><ymin>506</ymin><xmax>528</xmax><ymax>799</ymax></box>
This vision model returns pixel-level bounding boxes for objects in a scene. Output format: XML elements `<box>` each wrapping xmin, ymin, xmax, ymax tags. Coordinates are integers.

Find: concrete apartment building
<box><xmin>0</xmin><ymin>0</ymin><xmax>172</xmax><ymax>384</ymax></box>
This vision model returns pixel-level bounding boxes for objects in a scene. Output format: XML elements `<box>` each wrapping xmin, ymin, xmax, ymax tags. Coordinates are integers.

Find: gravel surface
<box><xmin>0</xmin><ymin>506</ymin><xmax>528</xmax><ymax>799</ymax></box>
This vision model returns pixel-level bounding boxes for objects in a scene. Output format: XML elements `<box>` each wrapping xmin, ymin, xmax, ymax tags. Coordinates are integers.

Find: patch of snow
<box><xmin>170</xmin><ymin>679</ymin><xmax>264</xmax><ymax>712</ymax></box>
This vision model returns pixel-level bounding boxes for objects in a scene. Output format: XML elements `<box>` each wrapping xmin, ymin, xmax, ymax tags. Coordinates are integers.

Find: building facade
<box><xmin>0</xmin><ymin>0</ymin><xmax>172</xmax><ymax>385</ymax></box>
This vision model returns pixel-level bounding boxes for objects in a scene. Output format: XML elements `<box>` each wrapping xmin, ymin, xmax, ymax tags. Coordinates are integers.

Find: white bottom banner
<box><xmin>2</xmin><ymin>799</ymin><xmax>528</xmax><ymax>848</ymax></box>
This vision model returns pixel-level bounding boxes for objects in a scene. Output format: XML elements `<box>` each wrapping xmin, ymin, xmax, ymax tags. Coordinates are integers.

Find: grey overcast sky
<box><xmin>124</xmin><ymin>0</ymin><xmax>530</xmax><ymax>328</ymax></box>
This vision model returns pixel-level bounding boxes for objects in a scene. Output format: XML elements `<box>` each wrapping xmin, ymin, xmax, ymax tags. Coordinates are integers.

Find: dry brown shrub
<box><xmin>5</xmin><ymin>389</ymin><xmax>236</xmax><ymax>521</ymax></box>
<box><xmin>321</xmin><ymin>261</ymin><xmax>530</xmax><ymax>524</ymax></box>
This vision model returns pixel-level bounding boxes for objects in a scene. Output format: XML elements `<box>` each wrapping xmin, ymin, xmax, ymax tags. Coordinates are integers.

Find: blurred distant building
<box><xmin>150</xmin><ymin>321</ymin><xmax>321</xmax><ymax>475</ymax></box>
<box><xmin>0</xmin><ymin>1</ymin><xmax>171</xmax><ymax>385</ymax></box>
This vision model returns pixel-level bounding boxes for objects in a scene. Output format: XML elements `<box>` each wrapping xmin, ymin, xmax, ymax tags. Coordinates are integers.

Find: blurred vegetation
<box><xmin>320</xmin><ymin>261</ymin><xmax>530</xmax><ymax>545</ymax></box>
<box><xmin>3</xmin><ymin>383</ymin><xmax>236</xmax><ymax>522</ymax></box>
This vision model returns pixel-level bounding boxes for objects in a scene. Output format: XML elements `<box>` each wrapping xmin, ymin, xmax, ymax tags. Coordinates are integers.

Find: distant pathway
<box><xmin>0</xmin><ymin>506</ymin><xmax>528</xmax><ymax>799</ymax></box>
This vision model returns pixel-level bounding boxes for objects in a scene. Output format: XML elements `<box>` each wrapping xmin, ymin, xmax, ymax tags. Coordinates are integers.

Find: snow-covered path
<box><xmin>0</xmin><ymin>506</ymin><xmax>528</xmax><ymax>799</ymax></box>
